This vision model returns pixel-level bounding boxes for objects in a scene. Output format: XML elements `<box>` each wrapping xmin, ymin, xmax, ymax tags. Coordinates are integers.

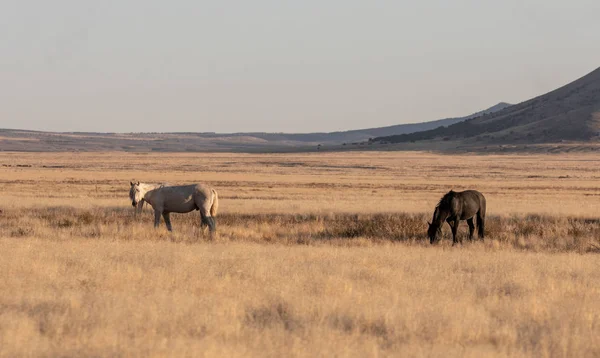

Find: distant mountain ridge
<box><xmin>278</xmin><ymin>101</ymin><xmax>512</xmax><ymax>143</ymax></box>
<box><xmin>169</xmin><ymin>101</ymin><xmax>511</xmax><ymax>144</ymax></box>
<box><xmin>373</xmin><ymin>67</ymin><xmax>600</xmax><ymax>145</ymax></box>
<box><xmin>0</xmin><ymin>103</ymin><xmax>511</xmax><ymax>152</ymax></box>
<box><xmin>3</xmin><ymin>67</ymin><xmax>599</xmax><ymax>153</ymax></box>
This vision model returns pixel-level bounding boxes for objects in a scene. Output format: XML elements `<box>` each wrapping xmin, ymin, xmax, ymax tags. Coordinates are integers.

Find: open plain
<box><xmin>1</xmin><ymin>151</ymin><xmax>599</xmax><ymax>357</ymax></box>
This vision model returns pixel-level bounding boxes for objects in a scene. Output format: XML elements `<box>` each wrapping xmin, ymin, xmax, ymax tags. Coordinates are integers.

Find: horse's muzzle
<box><xmin>132</xmin><ymin>201</ymin><xmax>137</xmax><ymax>207</ymax></box>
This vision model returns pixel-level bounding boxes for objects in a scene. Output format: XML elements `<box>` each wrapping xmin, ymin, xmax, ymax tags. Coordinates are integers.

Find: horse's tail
<box><xmin>210</xmin><ymin>189</ymin><xmax>219</xmax><ymax>217</ymax></box>
<box><xmin>477</xmin><ymin>193</ymin><xmax>486</xmax><ymax>238</ymax></box>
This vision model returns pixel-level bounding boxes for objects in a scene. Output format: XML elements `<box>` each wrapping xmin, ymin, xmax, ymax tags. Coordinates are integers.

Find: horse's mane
<box><xmin>436</xmin><ymin>190</ymin><xmax>456</xmax><ymax>209</ymax></box>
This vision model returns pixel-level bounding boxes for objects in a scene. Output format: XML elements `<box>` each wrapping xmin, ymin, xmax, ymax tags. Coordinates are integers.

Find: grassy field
<box><xmin>1</xmin><ymin>151</ymin><xmax>599</xmax><ymax>357</ymax></box>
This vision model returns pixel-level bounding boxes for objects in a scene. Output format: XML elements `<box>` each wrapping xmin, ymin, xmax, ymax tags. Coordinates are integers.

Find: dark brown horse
<box><xmin>427</xmin><ymin>190</ymin><xmax>486</xmax><ymax>245</ymax></box>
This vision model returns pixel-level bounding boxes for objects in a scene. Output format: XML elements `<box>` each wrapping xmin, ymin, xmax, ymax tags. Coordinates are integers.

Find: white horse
<box><xmin>129</xmin><ymin>181</ymin><xmax>219</xmax><ymax>233</ymax></box>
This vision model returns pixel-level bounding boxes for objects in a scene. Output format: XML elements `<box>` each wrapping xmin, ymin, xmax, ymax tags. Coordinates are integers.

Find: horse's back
<box><xmin>161</xmin><ymin>184</ymin><xmax>212</xmax><ymax>196</ymax></box>
<box><xmin>460</xmin><ymin>190</ymin><xmax>485</xmax><ymax>202</ymax></box>
<box><xmin>455</xmin><ymin>190</ymin><xmax>485</xmax><ymax>218</ymax></box>
<box><xmin>157</xmin><ymin>184</ymin><xmax>213</xmax><ymax>213</ymax></box>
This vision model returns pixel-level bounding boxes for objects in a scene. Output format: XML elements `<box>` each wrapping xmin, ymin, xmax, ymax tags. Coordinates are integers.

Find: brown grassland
<box><xmin>1</xmin><ymin>151</ymin><xmax>599</xmax><ymax>357</ymax></box>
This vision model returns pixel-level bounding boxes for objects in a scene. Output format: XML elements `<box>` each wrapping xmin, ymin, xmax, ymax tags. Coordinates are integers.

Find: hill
<box><xmin>243</xmin><ymin>101</ymin><xmax>511</xmax><ymax>144</ymax></box>
<box><xmin>0</xmin><ymin>103</ymin><xmax>509</xmax><ymax>152</ymax></box>
<box><xmin>373</xmin><ymin>67</ymin><xmax>600</xmax><ymax>146</ymax></box>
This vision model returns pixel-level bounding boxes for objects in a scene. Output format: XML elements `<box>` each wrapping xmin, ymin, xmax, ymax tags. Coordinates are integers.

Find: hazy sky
<box><xmin>1</xmin><ymin>1</ymin><xmax>599</xmax><ymax>133</ymax></box>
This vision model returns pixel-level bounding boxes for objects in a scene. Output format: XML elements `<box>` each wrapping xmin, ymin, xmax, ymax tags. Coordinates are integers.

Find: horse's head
<box><xmin>129</xmin><ymin>181</ymin><xmax>142</xmax><ymax>207</ymax></box>
<box><xmin>427</xmin><ymin>221</ymin><xmax>441</xmax><ymax>244</ymax></box>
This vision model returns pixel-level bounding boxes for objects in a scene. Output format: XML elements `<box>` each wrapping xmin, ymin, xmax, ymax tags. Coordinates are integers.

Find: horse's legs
<box><xmin>199</xmin><ymin>207</ymin><xmax>216</xmax><ymax>233</ymax></box>
<box><xmin>154</xmin><ymin>209</ymin><xmax>162</xmax><ymax>228</ymax></box>
<box><xmin>476</xmin><ymin>212</ymin><xmax>485</xmax><ymax>239</ymax></box>
<box><xmin>199</xmin><ymin>213</ymin><xmax>207</xmax><ymax>229</ymax></box>
<box><xmin>135</xmin><ymin>201</ymin><xmax>144</xmax><ymax>217</ymax></box>
<box><xmin>194</xmin><ymin>194</ymin><xmax>216</xmax><ymax>236</ymax></box>
<box><xmin>199</xmin><ymin>212</ymin><xmax>210</xmax><ymax>236</ymax></box>
<box><xmin>199</xmin><ymin>210</ymin><xmax>216</xmax><ymax>237</ymax></box>
<box><xmin>162</xmin><ymin>212</ymin><xmax>173</xmax><ymax>232</ymax></box>
<box><xmin>450</xmin><ymin>219</ymin><xmax>459</xmax><ymax>245</ymax></box>
<box><xmin>467</xmin><ymin>218</ymin><xmax>475</xmax><ymax>241</ymax></box>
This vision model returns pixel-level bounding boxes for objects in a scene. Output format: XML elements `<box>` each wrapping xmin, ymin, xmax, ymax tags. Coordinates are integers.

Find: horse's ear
<box><xmin>130</xmin><ymin>181</ymin><xmax>135</xmax><ymax>186</ymax></box>
<box><xmin>136</xmin><ymin>181</ymin><xmax>140</xmax><ymax>185</ymax></box>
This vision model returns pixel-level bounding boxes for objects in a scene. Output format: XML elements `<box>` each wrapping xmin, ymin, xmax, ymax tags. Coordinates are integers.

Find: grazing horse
<box><xmin>427</xmin><ymin>190</ymin><xmax>486</xmax><ymax>245</ymax></box>
<box><xmin>129</xmin><ymin>181</ymin><xmax>219</xmax><ymax>233</ymax></box>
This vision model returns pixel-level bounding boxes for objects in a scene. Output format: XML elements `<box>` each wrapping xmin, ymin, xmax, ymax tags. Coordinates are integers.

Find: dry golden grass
<box><xmin>2</xmin><ymin>151</ymin><xmax>600</xmax><ymax>216</ymax></box>
<box><xmin>1</xmin><ymin>151</ymin><xmax>599</xmax><ymax>357</ymax></box>
<box><xmin>2</xmin><ymin>239</ymin><xmax>600</xmax><ymax>357</ymax></box>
